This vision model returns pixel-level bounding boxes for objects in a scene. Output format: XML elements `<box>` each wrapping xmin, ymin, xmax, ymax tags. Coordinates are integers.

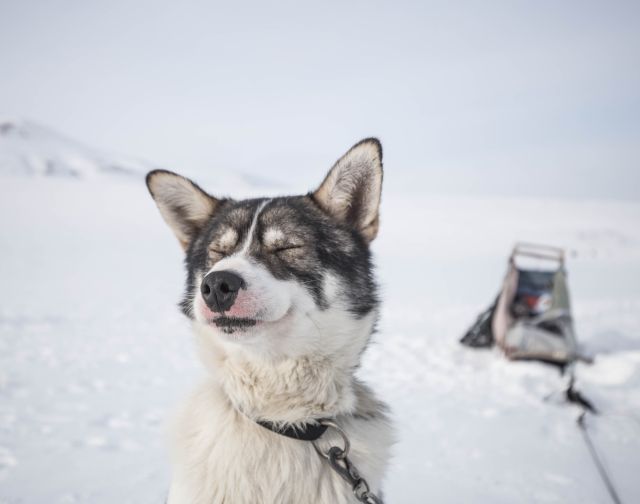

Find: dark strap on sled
<box><xmin>256</xmin><ymin>419</ymin><xmax>330</xmax><ymax>441</ymax></box>
<box><xmin>460</xmin><ymin>294</ymin><xmax>499</xmax><ymax>348</ymax></box>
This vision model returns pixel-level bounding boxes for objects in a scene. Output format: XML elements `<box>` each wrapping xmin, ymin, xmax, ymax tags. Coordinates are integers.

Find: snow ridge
<box><xmin>0</xmin><ymin>119</ymin><xmax>149</xmax><ymax>179</ymax></box>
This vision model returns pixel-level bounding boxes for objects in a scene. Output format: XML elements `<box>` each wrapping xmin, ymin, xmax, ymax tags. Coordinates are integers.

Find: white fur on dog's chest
<box><xmin>168</xmin><ymin>380</ymin><xmax>390</xmax><ymax>504</ymax></box>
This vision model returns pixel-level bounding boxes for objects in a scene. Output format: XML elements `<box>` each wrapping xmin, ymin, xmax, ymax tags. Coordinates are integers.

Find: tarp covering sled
<box><xmin>461</xmin><ymin>243</ymin><xmax>580</xmax><ymax>366</ymax></box>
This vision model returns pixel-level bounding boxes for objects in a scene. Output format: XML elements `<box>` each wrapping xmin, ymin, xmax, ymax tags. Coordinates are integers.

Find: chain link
<box><xmin>313</xmin><ymin>422</ymin><xmax>384</xmax><ymax>504</ymax></box>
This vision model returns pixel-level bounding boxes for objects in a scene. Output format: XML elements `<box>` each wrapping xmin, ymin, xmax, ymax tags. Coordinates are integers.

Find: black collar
<box><xmin>256</xmin><ymin>419</ymin><xmax>329</xmax><ymax>441</ymax></box>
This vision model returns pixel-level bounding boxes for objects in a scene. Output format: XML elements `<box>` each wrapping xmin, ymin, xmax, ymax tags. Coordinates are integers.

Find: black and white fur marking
<box><xmin>146</xmin><ymin>138</ymin><xmax>393</xmax><ymax>504</ymax></box>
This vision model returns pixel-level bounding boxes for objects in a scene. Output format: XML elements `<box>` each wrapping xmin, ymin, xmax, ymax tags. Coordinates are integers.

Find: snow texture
<box><xmin>0</xmin><ymin>125</ymin><xmax>639</xmax><ymax>503</ymax></box>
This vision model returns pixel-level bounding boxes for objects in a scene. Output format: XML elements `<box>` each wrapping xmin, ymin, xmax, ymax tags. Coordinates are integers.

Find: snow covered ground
<box><xmin>1</xmin><ymin>126</ymin><xmax>639</xmax><ymax>503</ymax></box>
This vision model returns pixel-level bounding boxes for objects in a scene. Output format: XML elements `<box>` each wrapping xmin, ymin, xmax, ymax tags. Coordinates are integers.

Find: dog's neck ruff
<box><xmin>205</xmin><ymin>338</ymin><xmax>358</xmax><ymax>424</ymax></box>
<box><xmin>255</xmin><ymin>418</ymin><xmax>330</xmax><ymax>441</ymax></box>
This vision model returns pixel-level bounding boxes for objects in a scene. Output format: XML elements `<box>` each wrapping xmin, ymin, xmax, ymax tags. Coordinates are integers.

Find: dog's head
<box><xmin>146</xmin><ymin>139</ymin><xmax>383</xmax><ymax>361</ymax></box>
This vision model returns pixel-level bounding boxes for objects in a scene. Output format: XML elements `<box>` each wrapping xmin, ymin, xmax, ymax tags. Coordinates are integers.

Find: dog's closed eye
<box><xmin>273</xmin><ymin>244</ymin><xmax>303</xmax><ymax>254</ymax></box>
<box><xmin>208</xmin><ymin>243</ymin><xmax>234</xmax><ymax>258</ymax></box>
<box><xmin>208</xmin><ymin>228</ymin><xmax>239</xmax><ymax>258</ymax></box>
<box><xmin>263</xmin><ymin>228</ymin><xmax>304</xmax><ymax>254</ymax></box>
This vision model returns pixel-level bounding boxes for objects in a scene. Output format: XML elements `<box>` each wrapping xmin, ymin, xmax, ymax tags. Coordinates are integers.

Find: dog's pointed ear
<box><xmin>312</xmin><ymin>138</ymin><xmax>383</xmax><ymax>243</ymax></box>
<box><xmin>146</xmin><ymin>170</ymin><xmax>220</xmax><ymax>250</ymax></box>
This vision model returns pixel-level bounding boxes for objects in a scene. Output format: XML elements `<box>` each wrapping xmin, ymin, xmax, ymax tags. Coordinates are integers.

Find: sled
<box><xmin>461</xmin><ymin>243</ymin><xmax>582</xmax><ymax>366</ymax></box>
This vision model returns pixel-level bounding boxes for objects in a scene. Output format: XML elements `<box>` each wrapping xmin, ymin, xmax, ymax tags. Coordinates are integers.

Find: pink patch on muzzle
<box><xmin>198</xmin><ymin>290</ymin><xmax>258</xmax><ymax>320</ymax></box>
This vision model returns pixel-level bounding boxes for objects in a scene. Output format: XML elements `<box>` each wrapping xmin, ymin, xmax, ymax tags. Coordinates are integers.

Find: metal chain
<box><xmin>313</xmin><ymin>421</ymin><xmax>384</xmax><ymax>504</ymax></box>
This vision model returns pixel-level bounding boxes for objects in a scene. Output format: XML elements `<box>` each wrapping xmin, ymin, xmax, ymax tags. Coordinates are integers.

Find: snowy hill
<box><xmin>0</xmin><ymin>119</ymin><xmax>293</xmax><ymax>195</ymax></box>
<box><xmin>0</xmin><ymin>119</ymin><xmax>149</xmax><ymax>178</ymax></box>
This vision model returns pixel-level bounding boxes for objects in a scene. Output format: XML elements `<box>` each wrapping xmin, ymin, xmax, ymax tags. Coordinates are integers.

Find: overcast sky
<box><xmin>1</xmin><ymin>0</ymin><xmax>638</xmax><ymax>199</ymax></box>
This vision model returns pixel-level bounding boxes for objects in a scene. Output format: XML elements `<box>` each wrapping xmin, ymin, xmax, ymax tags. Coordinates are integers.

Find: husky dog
<box><xmin>146</xmin><ymin>139</ymin><xmax>393</xmax><ymax>504</ymax></box>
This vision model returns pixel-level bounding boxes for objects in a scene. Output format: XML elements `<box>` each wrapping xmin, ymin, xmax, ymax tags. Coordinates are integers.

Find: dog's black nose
<box><xmin>201</xmin><ymin>271</ymin><xmax>246</xmax><ymax>313</ymax></box>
